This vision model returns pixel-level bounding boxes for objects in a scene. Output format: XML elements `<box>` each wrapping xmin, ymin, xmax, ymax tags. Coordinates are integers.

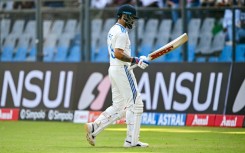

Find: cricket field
<box><xmin>0</xmin><ymin>121</ymin><xmax>245</xmax><ymax>153</ymax></box>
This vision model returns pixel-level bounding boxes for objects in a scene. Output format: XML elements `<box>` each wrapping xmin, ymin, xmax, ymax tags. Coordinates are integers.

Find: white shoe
<box><xmin>84</xmin><ymin>123</ymin><xmax>96</xmax><ymax>146</ymax></box>
<box><xmin>123</xmin><ymin>140</ymin><xmax>149</xmax><ymax>148</ymax></box>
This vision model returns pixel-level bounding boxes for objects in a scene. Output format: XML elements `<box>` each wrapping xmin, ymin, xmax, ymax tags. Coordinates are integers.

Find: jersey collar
<box><xmin>116</xmin><ymin>23</ymin><xmax>127</xmax><ymax>30</ymax></box>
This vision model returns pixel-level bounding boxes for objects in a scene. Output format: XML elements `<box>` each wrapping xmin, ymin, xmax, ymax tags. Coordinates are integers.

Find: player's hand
<box><xmin>137</xmin><ymin>56</ymin><xmax>149</xmax><ymax>69</ymax></box>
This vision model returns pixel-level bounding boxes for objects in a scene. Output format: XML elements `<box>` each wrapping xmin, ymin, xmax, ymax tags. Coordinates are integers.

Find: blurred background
<box><xmin>0</xmin><ymin>0</ymin><xmax>245</xmax><ymax>63</ymax></box>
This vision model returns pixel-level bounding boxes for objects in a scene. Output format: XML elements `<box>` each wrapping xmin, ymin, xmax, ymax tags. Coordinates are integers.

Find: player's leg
<box><xmin>122</xmin><ymin>67</ymin><xmax>148</xmax><ymax>147</ymax></box>
<box><xmin>93</xmin><ymin>104</ymin><xmax>126</xmax><ymax>135</ymax></box>
<box><xmin>85</xmin><ymin>102</ymin><xmax>126</xmax><ymax>146</ymax></box>
<box><xmin>85</xmin><ymin>67</ymin><xmax>127</xmax><ymax>146</ymax></box>
<box><xmin>123</xmin><ymin>95</ymin><xmax>148</xmax><ymax>147</ymax></box>
<box><xmin>84</xmin><ymin>122</ymin><xmax>96</xmax><ymax>146</ymax></box>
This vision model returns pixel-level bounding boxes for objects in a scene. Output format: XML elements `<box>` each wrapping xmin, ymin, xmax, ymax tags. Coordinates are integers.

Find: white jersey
<box><xmin>93</xmin><ymin>20</ymin><xmax>143</xmax><ymax>145</ymax></box>
<box><xmin>107</xmin><ymin>23</ymin><xmax>131</xmax><ymax>66</ymax></box>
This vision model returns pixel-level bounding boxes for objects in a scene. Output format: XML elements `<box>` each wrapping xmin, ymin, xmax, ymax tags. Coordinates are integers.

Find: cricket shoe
<box><xmin>123</xmin><ymin>140</ymin><xmax>149</xmax><ymax>148</ymax></box>
<box><xmin>84</xmin><ymin>123</ymin><xmax>96</xmax><ymax>146</ymax></box>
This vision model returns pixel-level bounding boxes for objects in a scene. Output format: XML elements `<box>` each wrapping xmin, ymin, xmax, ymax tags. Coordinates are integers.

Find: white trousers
<box><xmin>109</xmin><ymin>65</ymin><xmax>139</xmax><ymax>109</ymax></box>
<box><xmin>92</xmin><ymin>65</ymin><xmax>142</xmax><ymax>138</ymax></box>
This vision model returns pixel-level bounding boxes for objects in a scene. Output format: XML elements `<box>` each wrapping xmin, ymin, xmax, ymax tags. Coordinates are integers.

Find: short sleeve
<box><xmin>115</xmin><ymin>32</ymin><xmax>127</xmax><ymax>50</ymax></box>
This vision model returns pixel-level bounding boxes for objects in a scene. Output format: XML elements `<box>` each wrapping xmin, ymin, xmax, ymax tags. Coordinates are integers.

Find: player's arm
<box><xmin>114</xmin><ymin>33</ymin><xmax>134</xmax><ymax>63</ymax></box>
<box><xmin>114</xmin><ymin>33</ymin><xmax>149</xmax><ymax>69</ymax></box>
<box><xmin>114</xmin><ymin>48</ymin><xmax>149</xmax><ymax>69</ymax></box>
<box><xmin>114</xmin><ymin>48</ymin><xmax>134</xmax><ymax>63</ymax></box>
<box><xmin>113</xmin><ymin>33</ymin><xmax>146</xmax><ymax>64</ymax></box>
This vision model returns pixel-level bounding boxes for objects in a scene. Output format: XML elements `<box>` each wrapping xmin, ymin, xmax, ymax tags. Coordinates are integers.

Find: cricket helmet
<box><xmin>117</xmin><ymin>4</ymin><xmax>139</xmax><ymax>29</ymax></box>
<box><xmin>117</xmin><ymin>4</ymin><xmax>139</xmax><ymax>19</ymax></box>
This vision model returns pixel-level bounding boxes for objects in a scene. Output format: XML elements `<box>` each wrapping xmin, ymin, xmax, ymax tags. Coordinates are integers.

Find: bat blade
<box><xmin>128</xmin><ymin>33</ymin><xmax>188</xmax><ymax>71</ymax></box>
<box><xmin>148</xmin><ymin>33</ymin><xmax>188</xmax><ymax>61</ymax></box>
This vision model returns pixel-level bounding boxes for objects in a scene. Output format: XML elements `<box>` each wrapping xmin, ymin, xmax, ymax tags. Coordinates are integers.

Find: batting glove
<box><xmin>132</xmin><ymin>56</ymin><xmax>149</xmax><ymax>69</ymax></box>
<box><xmin>131</xmin><ymin>57</ymin><xmax>140</xmax><ymax>64</ymax></box>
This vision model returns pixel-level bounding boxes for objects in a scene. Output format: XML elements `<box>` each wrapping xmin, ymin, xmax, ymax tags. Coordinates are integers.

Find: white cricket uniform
<box><xmin>107</xmin><ymin>23</ymin><xmax>139</xmax><ymax>109</ymax></box>
<box><xmin>91</xmin><ymin>23</ymin><xmax>144</xmax><ymax>142</ymax></box>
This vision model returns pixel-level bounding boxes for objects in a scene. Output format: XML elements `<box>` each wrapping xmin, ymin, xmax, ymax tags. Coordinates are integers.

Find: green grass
<box><xmin>0</xmin><ymin>121</ymin><xmax>245</xmax><ymax>153</ymax></box>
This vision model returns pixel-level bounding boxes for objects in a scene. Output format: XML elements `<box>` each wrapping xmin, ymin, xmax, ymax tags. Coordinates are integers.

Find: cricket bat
<box><xmin>128</xmin><ymin>33</ymin><xmax>188</xmax><ymax>70</ymax></box>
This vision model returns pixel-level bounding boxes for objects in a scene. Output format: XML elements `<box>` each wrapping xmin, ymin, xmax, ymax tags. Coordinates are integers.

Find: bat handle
<box><xmin>128</xmin><ymin>64</ymin><xmax>138</xmax><ymax>71</ymax></box>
